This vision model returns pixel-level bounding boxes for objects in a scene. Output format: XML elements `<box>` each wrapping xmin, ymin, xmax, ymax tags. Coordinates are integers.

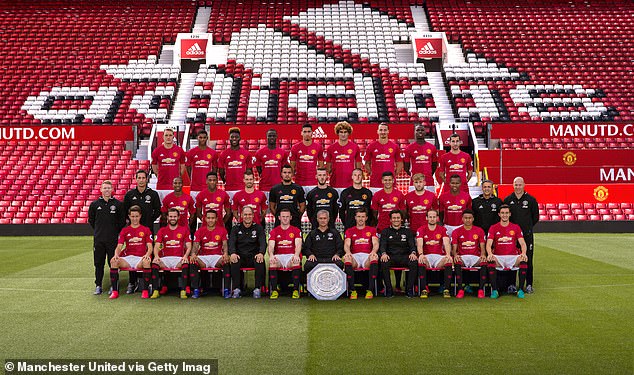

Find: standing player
<box><xmin>151</xmin><ymin>128</ymin><xmax>186</xmax><ymax>200</ymax></box>
<box><xmin>371</xmin><ymin>171</ymin><xmax>405</xmax><ymax>235</ymax></box>
<box><xmin>189</xmin><ymin>210</ymin><xmax>230</xmax><ymax>299</ymax></box>
<box><xmin>403</xmin><ymin>124</ymin><xmax>438</xmax><ymax>192</ymax></box>
<box><xmin>228</xmin><ymin>207</ymin><xmax>267</xmax><ymax>299</ymax></box>
<box><xmin>503</xmin><ymin>177</ymin><xmax>539</xmax><ymax>294</ymax></box>
<box><xmin>108</xmin><ymin>206</ymin><xmax>153</xmax><ymax>299</ymax></box>
<box><xmin>254</xmin><ymin>128</ymin><xmax>288</xmax><ymax>199</ymax></box>
<box><xmin>150</xmin><ymin>208</ymin><xmax>192</xmax><ymax>299</ymax></box>
<box><xmin>438</xmin><ymin>175</ymin><xmax>472</xmax><ymax>237</ymax></box>
<box><xmin>343</xmin><ymin>208</ymin><xmax>379</xmax><ymax>300</ymax></box>
<box><xmin>218</xmin><ymin>127</ymin><xmax>253</xmax><ymax>200</ymax></box>
<box><xmin>472</xmin><ymin>179</ymin><xmax>503</xmax><ymax>234</ymax></box>
<box><xmin>269</xmin><ymin>165</ymin><xmax>306</xmax><ymax>229</ymax></box>
<box><xmin>339</xmin><ymin>168</ymin><xmax>373</xmax><ymax>230</ymax></box>
<box><xmin>438</xmin><ymin>133</ymin><xmax>472</xmax><ymax>194</ymax></box>
<box><xmin>195</xmin><ymin>172</ymin><xmax>232</xmax><ymax>232</ymax></box>
<box><xmin>451</xmin><ymin>209</ymin><xmax>487</xmax><ymax>299</ymax></box>
<box><xmin>88</xmin><ymin>180</ymin><xmax>125</xmax><ymax>295</ymax></box>
<box><xmin>404</xmin><ymin>173</ymin><xmax>438</xmax><ymax>233</ymax></box>
<box><xmin>364</xmin><ymin>123</ymin><xmax>403</xmax><ymax>193</ymax></box>
<box><xmin>325</xmin><ymin>121</ymin><xmax>362</xmax><ymax>194</ymax></box>
<box><xmin>160</xmin><ymin>177</ymin><xmax>195</xmax><ymax>229</ymax></box>
<box><xmin>379</xmin><ymin>210</ymin><xmax>418</xmax><ymax>298</ymax></box>
<box><xmin>289</xmin><ymin>123</ymin><xmax>324</xmax><ymax>195</ymax></box>
<box><xmin>231</xmin><ymin>170</ymin><xmax>268</xmax><ymax>226</ymax></box>
<box><xmin>486</xmin><ymin>205</ymin><xmax>528</xmax><ymax>299</ymax></box>
<box><xmin>416</xmin><ymin>210</ymin><xmax>453</xmax><ymax>299</ymax></box>
<box><xmin>305</xmin><ymin>168</ymin><xmax>339</xmax><ymax>229</ymax></box>
<box><xmin>268</xmin><ymin>209</ymin><xmax>303</xmax><ymax>299</ymax></box>
<box><xmin>186</xmin><ymin>129</ymin><xmax>217</xmax><ymax>201</ymax></box>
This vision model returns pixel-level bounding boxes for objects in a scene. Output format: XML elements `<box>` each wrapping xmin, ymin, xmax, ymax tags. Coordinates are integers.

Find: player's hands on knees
<box><xmin>254</xmin><ymin>253</ymin><xmax>264</xmax><ymax>263</ymax></box>
<box><xmin>479</xmin><ymin>255</ymin><xmax>487</xmax><ymax>264</ymax></box>
<box><xmin>332</xmin><ymin>254</ymin><xmax>341</xmax><ymax>262</ymax></box>
<box><xmin>111</xmin><ymin>255</ymin><xmax>120</xmax><ymax>263</ymax></box>
<box><xmin>189</xmin><ymin>255</ymin><xmax>198</xmax><ymax>263</ymax></box>
<box><xmin>454</xmin><ymin>255</ymin><xmax>462</xmax><ymax>264</ymax></box>
<box><xmin>343</xmin><ymin>254</ymin><xmax>352</xmax><ymax>263</ymax></box>
<box><xmin>418</xmin><ymin>254</ymin><xmax>426</xmax><ymax>264</ymax></box>
<box><xmin>142</xmin><ymin>254</ymin><xmax>151</xmax><ymax>262</ymax></box>
<box><xmin>409</xmin><ymin>253</ymin><xmax>418</xmax><ymax>262</ymax></box>
<box><xmin>230</xmin><ymin>254</ymin><xmax>240</xmax><ymax>263</ymax></box>
<box><xmin>380</xmin><ymin>254</ymin><xmax>389</xmax><ymax>262</ymax></box>
<box><xmin>519</xmin><ymin>254</ymin><xmax>528</xmax><ymax>262</ymax></box>
<box><xmin>222</xmin><ymin>254</ymin><xmax>230</xmax><ymax>264</ymax></box>
<box><xmin>445</xmin><ymin>254</ymin><xmax>453</xmax><ymax>263</ymax></box>
<box><xmin>308</xmin><ymin>255</ymin><xmax>317</xmax><ymax>262</ymax></box>
<box><xmin>369</xmin><ymin>253</ymin><xmax>378</xmax><ymax>261</ymax></box>
<box><xmin>152</xmin><ymin>257</ymin><xmax>161</xmax><ymax>264</ymax></box>
<box><xmin>292</xmin><ymin>254</ymin><xmax>300</xmax><ymax>264</ymax></box>
<box><xmin>181</xmin><ymin>256</ymin><xmax>189</xmax><ymax>264</ymax></box>
<box><xmin>486</xmin><ymin>254</ymin><xmax>496</xmax><ymax>262</ymax></box>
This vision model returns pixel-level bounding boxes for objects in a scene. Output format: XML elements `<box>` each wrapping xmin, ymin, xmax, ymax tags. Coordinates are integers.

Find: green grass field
<box><xmin>1</xmin><ymin>234</ymin><xmax>633</xmax><ymax>375</ymax></box>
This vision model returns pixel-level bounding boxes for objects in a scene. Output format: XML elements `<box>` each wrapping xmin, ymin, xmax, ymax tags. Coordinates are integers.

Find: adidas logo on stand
<box><xmin>312</xmin><ymin>126</ymin><xmax>327</xmax><ymax>139</ymax></box>
<box><xmin>418</xmin><ymin>42</ymin><xmax>437</xmax><ymax>55</ymax></box>
<box><xmin>186</xmin><ymin>43</ymin><xmax>205</xmax><ymax>56</ymax></box>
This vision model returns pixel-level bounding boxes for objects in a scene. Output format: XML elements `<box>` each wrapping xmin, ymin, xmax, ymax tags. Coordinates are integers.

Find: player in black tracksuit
<box><xmin>269</xmin><ymin>165</ymin><xmax>306</xmax><ymax>229</ymax></box>
<box><xmin>305</xmin><ymin>169</ymin><xmax>339</xmax><ymax>229</ymax></box>
<box><xmin>472</xmin><ymin>180</ymin><xmax>503</xmax><ymax>234</ymax></box>
<box><xmin>339</xmin><ymin>168</ymin><xmax>374</xmax><ymax>230</ymax></box>
<box><xmin>378</xmin><ymin>210</ymin><xmax>418</xmax><ymax>297</ymax></box>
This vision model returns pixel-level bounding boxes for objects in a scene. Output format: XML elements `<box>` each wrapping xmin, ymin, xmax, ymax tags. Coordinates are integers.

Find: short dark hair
<box><xmin>382</xmin><ymin>171</ymin><xmax>394</xmax><ymax>179</ymax></box>
<box><xmin>500</xmin><ymin>204</ymin><xmax>511</xmax><ymax>212</ymax></box>
<box><xmin>462</xmin><ymin>209</ymin><xmax>474</xmax><ymax>216</ymax></box>
<box><xmin>206</xmin><ymin>171</ymin><xmax>218</xmax><ymax>179</ymax></box>
<box><xmin>136</xmin><ymin>169</ymin><xmax>148</xmax><ymax>178</ymax></box>
<box><xmin>355</xmin><ymin>207</ymin><xmax>368</xmax><ymax>216</ymax></box>
<box><xmin>244</xmin><ymin>169</ymin><xmax>254</xmax><ymax>177</ymax></box>
<box><xmin>168</xmin><ymin>208</ymin><xmax>180</xmax><ymax>216</ymax></box>
<box><xmin>197</xmin><ymin>129</ymin><xmax>208</xmax><ymax>136</ymax></box>
<box><xmin>302</xmin><ymin>123</ymin><xmax>313</xmax><ymax>130</ymax></box>
<box><xmin>278</xmin><ymin>208</ymin><xmax>292</xmax><ymax>215</ymax></box>
<box><xmin>128</xmin><ymin>205</ymin><xmax>142</xmax><ymax>215</ymax></box>
<box><xmin>205</xmin><ymin>209</ymin><xmax>218</xmax><ymax>217</ymax></box>
<box><xmin>450</xmin><ymin>174</ymin><xmax>462</xmax><ymax>182</ymax></box>
<box><xmin>389</xmin><ymin>209</ymin><xmax>403</xmax><ymax>220</ymax></box>
<box><xmin>450</xmin><ymin>133</ymin><xmax>460</xmax><ymax>140</ymax></box>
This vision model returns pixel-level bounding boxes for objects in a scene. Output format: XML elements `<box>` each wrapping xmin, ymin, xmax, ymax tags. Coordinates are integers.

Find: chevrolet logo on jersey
<box><xmin>280</xmin><ymin>195</ymin><xmax>293</xmax><ymax>200</ymax></box>
<box><xmin>204</xmin><ymin>241</ymin><xmax>219</xmax><ymax>248</ymax></box>
<box><xmin>425</xmin><ymin>240</ymin><xmax>439</xmax><ymax>246</ymax></box>
<box><xmin>316</xmin><ymin>198</ymin><xmax>330</xmax><ymax>205</ymax></box>
<box><xmin>411</xmin><ymin>205</ymin><xmax>424</xmax><ymax>211</ymax></box>
<box><xmin>264</xmin><ymin>159</ymin><xmax>278</xmax><ymax>165</ymax></box>
<box><xmin>375</xmin><ymin>154</ymin><xmax>390</xmax><ymax>160</ymax></box>
<box><xmin>277</xmin><ymin>240</ymin><xmax>292</xmax><ymax>246</ymax></box>
<box><xmin>355</xmin><ymin>238</ymin><xmax>369</xmax><ymax>244</ymax></box>
<box><xmin>335</xmin><ymin>154</ymin><xmax>349</xmax><ymax>160</ymax></box>
<box><xmin>415</xmin><ymin>155</ymin><xmax>428</xmax><ymax>161</ymax></box>
<box><xmin>162</xmin><ymin>157</ymin><xmax>176</xmax><ymax>163</ymax></box>
<box><xmin>498</xmin><ymin>236</ymin><xmax>513</xmax><ymax>243</ymax></box>
<box><xmin>382</xmin><ymin>203</ymin><xmax>395</xmax><ymax>210</ymax></box>
<box><xmin>195</xmin><ymin>160</ymin><xmax>209</xmax><ymax>166</ymax></box>
<box><xmin>447</xmin><ymin>204</ymin><xmax>462</xmax><ymax>210</ymax></box>
<box><xmin>349</xmin><ymin>200</ymin><xmax>364</xmax><ymax>206</ymax></box>
<box><xmin>165</xmin><ymin>240</ymin><xmax>180</xmax><ymax>246</ymax></box>
<box><xmin>228</xmin><ymin>160</ymin><xmax>243</xmax><ymax>167</ymax></box>
<box><xmin>449</xmin><ymin>163</ymin><xmax>462</xmax><ymax>170</ymax></box>
<box><xmin>128</xmin><ymin>237</ymin><xmax>142</xmax><ymax>243</ymax></box>
<box><xmin>461</xmin><ymin>240</ymin><xmax>476</xmax><ymax>247</ymax></box>
<box><xmin>299</xmin><ymin>154</ymin><xmax>314</xmax><ymax>160</ymax></box>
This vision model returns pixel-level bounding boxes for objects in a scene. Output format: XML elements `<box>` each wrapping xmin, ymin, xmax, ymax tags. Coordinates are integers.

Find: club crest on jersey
<box><xmin>366</xmin><ymin>231</ymin><xmax>372</xmax><ymax>237</ymax></box>
<box><xmin>289</xmin><ymin>233</ymin><xmax>295</xmax><ymax>238</ymax></box>
<box><xmin>182</xmin><ymin>200</ymin><xmax>187</xmax><ymax>206</ymax></box>
<box><xmin>392</xmin><ymin>197</ymin><xmax>398</xmax><ymax>202</ymax></box>
<box><xmin>254</xmin><ymin>197</ymin><xmax>260</xmax><ymax>202</ymax></box>
<box><xmin>177</xmin><ymin>233</ymin><xmax>183</xmax><ymax>238</ymax></box>
<box><xmin>216</xmin><ymin>197</ymin><xmax>222</xmax><ymax>202</ymax></box>
<box><xmin>173</xmin><ymin>152</ymin><xmax>178</xmax><ymax>157</ymax></box>
<box><xmin>509</xmin><ymin>230</ymin><xmax>515</xmax><ymax>236</ymax></box>
<box><xmin>362</xmin><ymin>194</ymin><xmax>367</xmax><ymax>199</ymax></box>
<box><xmin>311</xmin><ymin>149</ymin><xmax>317</xmax><ymax>155</ymax></box>
<box><xmin>460</xmin><ymin>199</ymin><xmax>466</xmax><ymax>204</ymax></box>
<box><xmin>388</xmin><ymin>148</ymin><xmax>393</xmax><ymax>153</ymax></box>
<box><xmin>207</xmin><ymin>154</ymin><xmax>212</xmax><ymax>159</ymax></box>
<box><xmin>423</xmin><ymin>199</ymin><xmax>429</xmax><ymax>204</ymax></box>
<box><xmin>291</xmin><ymin>189</ymin><xmax>297</xmax><ymax>195</ymax></box>
<box><xmin>139</xmin><ymin>232</ymin><xmax>144</xmax><ymax>237</ymax></box>
<box><xmin>215</xmin><ymin>235</ymin><xmax>220</xmax><ymax>240</ymax></box>
<box><xmin>327</xmin><ymin>193</ymin><xmax>332</xmax><ymax>198</ymax></box>
<box><xmin>239</xmin><ymin>154</ymin><xmax>245</xmax><ymax>159</ymax></box>
<box><xmin>347</xmin><ymin>149</ymin><xmax>353</xmax><ymax>154</ymax></box>
<box><xmin>436</xmin><ymin>234</ymin><xmax>442</xmax><ymax>239</ymax></box>
<box><xmin>473</xmin><ymin>234</ymin><xmax>478</xmax><ymax>239</ymax></box>
<box><xmin>276</xmin><ymin>154</ymin><xmax>282</xmax><ymax>159</ymax></box>
<box><xmin>460</xmin><ymin>158</ymin><xmax>466</xmax><ymax>163</ymax></box>
<box><xmin>427</xmin><ymin>149</ymin><xmax>432</xmax><ymax>154</ymax></box>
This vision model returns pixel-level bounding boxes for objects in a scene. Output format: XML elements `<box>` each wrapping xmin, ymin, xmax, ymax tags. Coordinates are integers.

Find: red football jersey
<box><xmin>193</xmin><ymin>226</ymin><xmax>228</xmax><ymax>256</ymax></box>
<box><xmin>289</xmin><ymin>141</ymin><xmax>324</xmax><ymax>186</ymax></box>
<box><xmin>438</xmin><ymin>151</ymin><xmax>472</xmax><ymax>193</ymax></box>
<box><xmin>195</xmin><ymin>189</ymin><xmax>231</xmax><ymax>218</ymax></box>
<box><xmin>451</xmin><ymin>225</ymin><xmax>486</xmax><ymax>257</ymax></box>
<box><xmin>365</xmin><ymin>140</ymin><xmax>402</xmax><ymax>188</ymax></box>
<box><xmin>345</xmin><ymin>226</ymin><xmax>377</xmax><ymax>254</ymax></box>
<box><xmin>403</xmin><ymin>141</ymin><xmax>437</xmax><ymax>185</ymax></box>
<box><xmin>151</xmin><ymin>144</ymin><xmax>186</xmax><ymax>190</ymax></box>
<box><xmin>269</xmin><ymin>225</ymin><xmax>301</xmax><ymax>255</ymax></box>
<box><xmin>218</xmin><ymin>147</ymin><xmax>253</xmax><ymax>191</ymax></box>
<box><xmin>404</xmin><ymin>190</ymin><xmax>438</xmax><ymax>233</ymax></box>
<box><xmin>371</xmin><ymin>189</ymin><xmax>405</xmax><ymax>233</ymax></box>
<box><xmin>254</xmin><ymin>146</ymin><xmax>289</xmax><ymax>191</ymax></box>
<box><xmin>161</xmin><ymin>192</ymin><xmax>195</xmax><ymax>227</ymax></box>
<box><xmin>438</xmin><ymin>191</ymin><xmax>472</xmax><ymax>227</ymax></box>
<box><xmin>416</xmin><ymin>224</ymin><xmax>449</xmax><ymax>256</ymax></box>
<box><xmin>487</xmin><ymin>222</ymin><xmax>524</xmax><ymax>256</ymax></box>
<box><xmin>231</xmin><ymin>189</ymin><xmax>268</xmax><ymax>224</ymax></box>
<box><xmin>156</xmin><ymin>225</ymin><xmax>191</xmax><ymax>257</ymax></box>
<box><xmin>118</xmin><ymin>225</ymin><xmax>152</xmax><ymax>257</ymax></box>
<box><xmin>187</xmin><ymin>146</ymin><xmax>217</xmax><ymax>192</ymax></box>
<box><xmin>325</xmin><ymin>141</ymin><xmax>361</xmax><ymax>188</ymax></box>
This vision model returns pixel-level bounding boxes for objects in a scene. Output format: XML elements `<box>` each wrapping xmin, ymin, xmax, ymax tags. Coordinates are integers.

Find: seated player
<box><xmin>343</xmin><ymin>207</ymin><xmax>379</xmax><ymax>300</ymax></box>
<box><xmin>228</xmin><ymin>206</ymin><xmax>267</xmax><ymax>299</ymax></box>
<box><xmin>438</xmin><ymin>174</ymin><xmax>472</xmax><ymax>237</ymax></box>
<box><xmin>451</xmin><ymin>209</ymin><xmax>487</xmax><ymax>299</ymax></box>
<box><xmin>303</xmin><ymin>210</ymin><xmax>345</xmax><ymax>273</ymax></box>
<box><xmin>150</xmin><ymin>208</ymin><xmax>192</xmax><ymax>299</ymax></box>
<box><xmin>379</xmin><ymin>210</ymin><xmax>418</xmax><ymax>298</ymax></box>
<box><xmin>416</xmin><ymin>210</ymin><xmax>453</xmax><ymax>299</ymax></box>
<box><xmin>268</xmin><ymin>209</ymin><xmax>303</xmax><ymax>299</ymax></box>
<box><xmin>109</xmin><ymin>205</ymin><xmax>153</xmax><ymax>299</ymax></box>
<box><xmin>189</xmin><ymin>210</ymin><xmax>230</xmax><ymax>299</ymax></box>
<box><xmin>486</xmin><ymin>205</ymin><xmax>529</xmax><ymax>299</ymax></box>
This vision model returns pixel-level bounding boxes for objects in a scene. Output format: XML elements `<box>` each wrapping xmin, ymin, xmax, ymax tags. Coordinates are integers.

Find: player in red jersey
<box><xmin>289</xmin><ymin>123</ymin><xmax>324</xmax><ymax>195</ymax></box>
<box><xmin>189</xmin><ymin>210</ymin><xmax>230</xmax><ymax>299</ymax></box>
<box><xmin>231</xmin><ymin>170</ymin><xmax>268</xmax><ymax>226</ymax></box>
<box><xmin>195</xmin><ymin>172</ymin><xmax>232</xmax><ymax>232</ymax></box>
<box><xmin>438</xmin><ymin>133</ymin><xmax>472</xmax><ymax>194</ymax></box>
<box><xmin>416</xmin><ymin>210</ymin><xmax>453</xmax><ymax>298</ymax></box>
<box><xmin>364</xmin><ymin>123</ymin><xmax>403</xmax><ymax>192</ymax></box>
<box><xmin>186</xmin><ymin>129</ymin><xmax>217</xmax><ymax>201</ymax></box>
<box><xmin>109</xmin><ymin>206</ymin><xmax>153</xmax><ymax>299</ymax></box>
<box><xmin>218</xmin><ymin>127</ymin><xmax>253</xmax><ymax>200</ymax></box>
<box><xmin>150</xmin><ymin>208</ymin><xmax>192</xmax><ymax>299</ymax></box>
<box><xmin>254</xmin><ymin>128</ymin><xmax>288</xmax><ymax>198</ymax></box>
<box><xmin>405</xmin><ymin>173</ymin><xmax>438</xmax><ymax>233</ymax></box>
<box><xmin>325</xmin><ymin>121</ymin><xmax>362</xmax><ymax>194</ymax></box>
<box><xmin>268</xmin><ymin>209</ymin><xmax>303</xmax><ymax>299</ymax></box>
<box><xmin>486</xmin><ymin>205</ymin><xmax>528</xmax><ymax>299</ymax></box>
<box><xmin>151</xmin><ymin>127</ymin><xmax>186</xmax><ymax>200</ymax></box>
<box><xmin>403</xmin><ymin>124</ymin><xmax>438</xmax><ymax>193</ymax></box>
<box><xmin>438</xmin><ymin>175</ymin><xmax>472</xmax><ymax>237</ymax></box>
<box><xmin>451</xmin><ymin>209</ymin><xmax>487</xmax><ymax>299</ymax></box>
<box><xmin>160</xmin><ymin>177</ymin><xmax>195</xmax><ymax>229</ymax></box>
<box><xmin>371</xmin><ymin>171</ymin><xmax>405</xmax><ymax>234</ymax></box>
<box><xmin>343</xmin><ymin>208</ymin><xmax>379</xmax><ymax>300</ymax></box>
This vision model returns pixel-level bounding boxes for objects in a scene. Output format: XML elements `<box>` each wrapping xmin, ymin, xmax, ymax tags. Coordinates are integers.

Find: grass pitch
<box><xmin>0</xmin><ymin>234</ymin><xmax>633</xmax><ymax>375</ymax></box>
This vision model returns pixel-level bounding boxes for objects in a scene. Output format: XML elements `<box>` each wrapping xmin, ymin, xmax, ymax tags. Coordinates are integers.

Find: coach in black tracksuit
<box><xmin>378</xmin><ymin>210</ymin><xmax>418</xmax><ymax>297</ymax></box>
<box><xmin>123</xmin><ymin>170</ymin><xmax>161</xmax><ymax>234</ymax></box>
<box><xmin>472</xmin><ymin>180</ymin><xmax>503</xmax><ymax>234</ymax></box>
<box><xmin>504</xmin><ymin>177</ymin><xmax>539</xmax><ymax>292</ymax></box>
<box><xmin>88</xmin><ymin>181</ymin><xmax>125</xmax><ymax>295</ymax></box>
<box><xmin>228</xmin><ymin>207</ymin><xmax>267</xmax><ymax>293</ymax></box>
<box><xmin>303</xmin><ymin>210</ymin><xmax>345</xmax><ymax>273</ymax></box>
<box><xmin>339</xmin><ymin>175</ymin><xmax>374</xmax><ymax>230</ymax></box>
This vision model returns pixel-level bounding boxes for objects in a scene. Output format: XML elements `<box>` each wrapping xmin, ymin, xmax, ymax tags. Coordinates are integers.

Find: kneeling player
<box><xmin>416</xmin><ymin>210</ymin><xmax>453</xmax><ymax>298</ymax></box>
<box><xmin>379</xmin><ymin>210</ymin><xmax>418</xmax><ymax>298</ymax></box>
<box><xmin>151</xmin><ymin>208</ymin><xmax>192</xmax><ymax>299</ymax></box>
<box><xmin>268</xmin><ymin>209</ymin><xmax>303</xmax><ymax>299</ymax></box>
<box><xmin>451</xmin><ymin>209</ymin><xmax>487</xmax><ymax>299</ymax></box>
<box><xmin>343</xmin><ymin>207</ymin><xmax>379</xmax><ymax>300</ymax></box>
<box><xmin>486</xmin><ymin>205</ymin><xmax>528</xmax><ymax>299</ymax></box>
<box><xmin>109</xmin><ymin>205</ymin><xmax>153</xmax><ymax>299</ymax></box>
<box><xmin>189</xmin><ymin>210</ymin><xmax>230</xmax><ymax>299</ymax></box>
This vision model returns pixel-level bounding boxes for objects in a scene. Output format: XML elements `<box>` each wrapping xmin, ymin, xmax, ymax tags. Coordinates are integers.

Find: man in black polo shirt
<box><xmin>379</xmin><ymin>210</ymin><xmax>418</xmax><ymax>298</ymax></box>
<box><xmin>306</xmin><ymin>168</ymin><xmax>339</xmax><ymax>229</ymax></box>
<box><xmin>339</xmin><ymin>168</ymin><xmax>373</xmax><ymax>230</ymax></box>
<box><xmin>269</xmin><ymin>164</ymin><xmax>306</xmax><ymax>229</ymax></box>
<box><xmin>228</xmin><ymin>206</ymin><xmax>267</xmax><ymax>298</ymax></box>
<box><xmin>303</xmin><ymin>210</ymin><xmax>346</xmax><ymax>274</ymax></box>
<box><xmin>88</xmin><ymin>180</ymin><xmax>125</xmax><ymax>295</ymax></box>
<box><xmin>472</xmin><ymin>179</ymin><xmax>503</xmax><ymax>234</ymax></box>
<box><xmin>504</xmin><ymin>176</ymin><xmax>539</xmax><ymax>294</ymax></box>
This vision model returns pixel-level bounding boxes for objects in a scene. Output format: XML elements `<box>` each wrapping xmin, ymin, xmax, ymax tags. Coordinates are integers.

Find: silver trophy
<box><xmin>307</xmin><ymin>263</ymin><xmax>347</xmax><ymax>300</ymax></box>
